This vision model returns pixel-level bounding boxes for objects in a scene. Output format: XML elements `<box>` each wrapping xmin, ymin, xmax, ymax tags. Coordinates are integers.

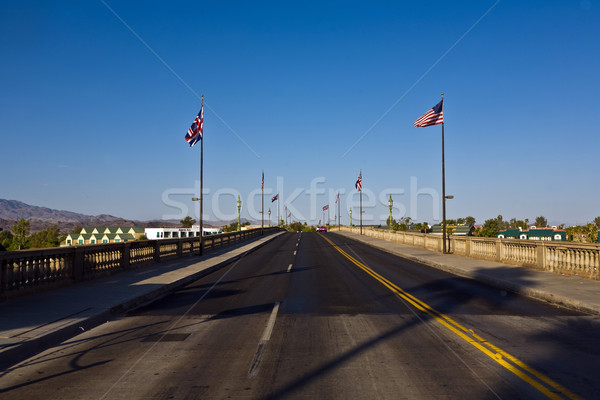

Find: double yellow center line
<box><xmin>321</xmin><ymin>235</ymin><xmax>580</xmax><ymax>400</ymax></box>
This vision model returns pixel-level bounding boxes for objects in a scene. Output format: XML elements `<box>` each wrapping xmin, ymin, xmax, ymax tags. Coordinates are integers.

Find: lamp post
<box><xmin>388</xmin><ymin>194</ymin><xmax>393</xmax><ymax>230</ymax></box>
<box><xmin>444</xmin><ymin>195</ymin><xmax>454</xmax><ymax>251</ymax></box>
<box><xmin>268</xmin><ymin>208</ymin><xmax>271</xmax><ymax>227</ymax></box>
<box><xmin>237</xmin><ymin>195</ymin><xmax>242</xmax><ymax>231</ymax></box>
<box><xmin>349</xmin><ymin>208</ymin><xmax>353</xmax><ymax>227</ymax></box>
<box><xmin>192</xmin><ymin>197</ymin><xmax>201</xmax><ymax>254</ymax></box>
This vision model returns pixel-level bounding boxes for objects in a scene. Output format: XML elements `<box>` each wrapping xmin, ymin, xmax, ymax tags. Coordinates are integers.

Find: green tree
<box><xmin>386</xmin><ymin>216</ymin><xmax>395</xmax><ymax>227</ymax></box>
<box><xmin>0</xmin><ymin>230</ymin><xmax>13</xmax><ymax>250</ymax></box>
<box><xmin>586</xmin><ymin>224</ymin><xmax>598</xmax><ymax>243</ymax></box>
<box><xmin>465</xmin><ymin>216</ymin><xmax>476</xmax><ymax>226</ymax></box>
<box><xmin>568</xmin><ymin>224</ymin><xmax>598</xmax><ymax>243</ymax></box>
<box><xmin>289</xmin><ymin>221</ymin><xmax>304</xmax><ymax>232</ymax></box>
<box><xmin>11</xmin><ymin>218</ymin><xmax>30</xmax><ymax>250</ymax></box>
<box><xmin>534</xmin><ymin>216</ymin><xmax>548</xmax><ymax>227</ymax></box>
<box><xmin>594</xmin><ymin>216</ymin><xmax>600</xmax><ymax>229</ymax></box>
<box><xmin>508</xmin><ymin>218</ymin><xmax>529</xmax><ymax>231</ymax></box>
<box><xmin>396</xmin><ymin>217</ymin><xmax>411</xmax><ymax>231</ymax></box>
<box><xmin>28</xmin><ymin>225</ymin><xmax>62</xmax><ymax>249</ymax></box>
<box><xmin>496</xmin><ymin>215</ymin><xmax>509</xmax><ymax>230</ymax></box>
<box><xmin>222</xmin><ymin>222</ymin><xmax>237</xmax><ymax>232</ymax></box>
<box><xmin>222</xmin><ymin>221</ymin><xmax>250</xmax><ymax>232</ymax></box>
<box><xmin>71</xmin><ymin>225</ymin><xmax>83</xmax><ymax>234</ymax></box>
<box><xmin>478</xmin><ymin>217</ymin><xmax>503</xmax><ymax>237</ymax></box>
<box><xmin>180</xmin><ymin>216</ymin><xmax>196</xmax><ymax>228</ymax></box>
<box><xmin>413</xmin><ymin>222</ymin><xmax>429</xmax><ymax>233</ymax></box>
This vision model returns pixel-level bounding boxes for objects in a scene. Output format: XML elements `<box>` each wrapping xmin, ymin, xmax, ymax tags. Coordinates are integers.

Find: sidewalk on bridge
<box><xmin>331</xmin><ymin>230</ymin><xmax>600</xmax><ymax>316</ymax></box>
<box><xmin>0</xmin><ymin>231</ymin><xmax>285</xmax><ymax>370</ymax></box>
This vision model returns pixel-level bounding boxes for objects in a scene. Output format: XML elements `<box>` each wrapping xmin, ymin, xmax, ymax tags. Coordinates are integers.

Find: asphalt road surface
<box><xmin>1</xmin><ymin>232</ymin><xmax>599</xmax><ymax>399</ymax></box>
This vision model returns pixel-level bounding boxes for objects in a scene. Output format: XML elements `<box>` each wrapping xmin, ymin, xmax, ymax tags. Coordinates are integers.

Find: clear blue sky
<box><xmin>1</xmin><ymin>1</ymin><xmax>598</xmax><ymax>226</ymax></box>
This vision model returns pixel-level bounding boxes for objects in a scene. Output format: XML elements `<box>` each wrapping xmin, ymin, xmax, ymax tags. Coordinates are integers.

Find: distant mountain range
<box><xmin>0</xmin><ymin>199</ymin><xmax>175</xmax><ymax>233</ymax></box>
<box><xmin>0</xmin><ymin>199</ymin><xmax>252</xmax><ymax>233</ymax></box>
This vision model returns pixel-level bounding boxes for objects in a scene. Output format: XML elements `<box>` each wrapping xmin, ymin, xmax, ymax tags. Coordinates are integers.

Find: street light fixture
<box><xmin>237</xmin><ymin>195</ymin><xmax>242</xmax><ymax>231</ymax></box>
<box><xmin>268</xmin><ymin>208</ymin><xmax>271</xmax><ymax>227</ymax></box>
<box><xmin>192</xmin><ymin>197</ymin><xmax>201</xmax><ymax>237</ymax></box>
<box><xmin>349</xmin><ymin>208</ymin><xmax>353</xmax><ymax>227</ymax></box>
<box><xmin>192</xmin><ymin>197</ymin><xmax>202</xmax><ymax>253</ymax></box>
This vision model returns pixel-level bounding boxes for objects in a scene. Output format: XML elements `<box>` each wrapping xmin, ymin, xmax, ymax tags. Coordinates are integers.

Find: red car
<box><xmin>317</xmin><ymin>226</ymin><xmax>327</xmax><ymax>232</ymax></box>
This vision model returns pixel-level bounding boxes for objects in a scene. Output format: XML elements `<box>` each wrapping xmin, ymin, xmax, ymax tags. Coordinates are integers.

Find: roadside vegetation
<box><xmin>383</xmin><ymin>215</ymin><xmax>600</xmax><ymax>242</ymax></box>
<box><xmin>0</xmin><ymin>218</ymin><xmax>66</xmax><ymax>250</ymax></box>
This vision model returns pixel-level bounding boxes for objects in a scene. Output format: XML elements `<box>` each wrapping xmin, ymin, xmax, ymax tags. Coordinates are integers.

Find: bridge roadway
<box><xmin>1</xmin><ymin>232</ymin><xmax>599</xmax><ymax>399</ymax></box>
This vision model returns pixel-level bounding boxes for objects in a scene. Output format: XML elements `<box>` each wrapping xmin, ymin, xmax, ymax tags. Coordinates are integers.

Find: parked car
<box><xmin>317</xmin><ymin>226</ymin><xmax>327</xmax><ymax>232</ymax></box>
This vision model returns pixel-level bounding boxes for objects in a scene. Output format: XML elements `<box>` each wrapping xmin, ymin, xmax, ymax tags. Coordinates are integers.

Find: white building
<box><xmin>144</xmin><ymin>225</ymin><xmax>222</xmax><ymax>240</ymax></box>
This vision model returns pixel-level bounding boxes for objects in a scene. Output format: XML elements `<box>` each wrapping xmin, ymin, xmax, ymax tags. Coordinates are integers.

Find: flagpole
<box><xmin>338</xmin><ymin>193</ymin><xmax>340</xmax><ymax>231</ymax></box>
<box><xmin>261</xmin><ymin>171</ymin><xmax>264</xmax><ymax>234</ymax></box>
<box><xmin>441</xmin><ymin>93</ymin><xmax>447</xmax><ymax>254</ymax></box>
<box><xmin>199</xmin><ymin>95</ymin><xmax>204</xmax><ymax>255</ymax></box>
<box><xmin>277</xmin><ymin>197</ymin><xmax>280</xmax><ymax>227</ymax></box>
<box><xmin>360</xmin><ymin>169</ymin><xmax>363</xmax><ymax>235</ymax></box>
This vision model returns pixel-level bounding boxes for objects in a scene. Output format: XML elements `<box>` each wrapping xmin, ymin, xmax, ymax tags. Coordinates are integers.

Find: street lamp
<box><xmin>349</xmin><ymin>208</ymin><xmax>353</xmax><ymax>227</ymax></box>
<box><xmin>237</xmin><ymin>195</ymin><xmax>242</xmax><ymax>231</ymax></box>
<box><xmin>192</xmin><ymin>197</ymin><xmax>202</xmax><ymax>254</ymax></box>
<box><xmin>192</xmin><ymin>197</ymin><xmax>201</xmax><ymax>234</ymax></box>
<box><xmin>268</xmin><ymin>208</ymin><xmax>271</xmax><ymax>227</ymax></box>
<box><xmin>443</xmin><ymin>195</ymin><xmax>453</xmax><ymax>252</ymax></box>
<box><xmin>388</xmin><ymin>194</ymin><xmax>393</xmax><ymax>230</ymax></box>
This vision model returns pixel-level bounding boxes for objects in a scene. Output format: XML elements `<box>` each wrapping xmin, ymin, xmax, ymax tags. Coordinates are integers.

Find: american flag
<box><xmin>355</xmin><ymin>171</ymin><xmax>362</xmax><ymax>191</ymax></box>
<box><xmin>185</xmin><ymin>105</ymin><xmax>203</xmax><ymax>147</ymax></box>
<box><xmin>261</xmin><ymin>171</ymin><xmax>264</xmax><ymax>190</ymax></box>
<box><xmin>287</xmin><ymin>212</ymin><xmax>291</xmax><ymax>218</ymax></box>
<box><xmin>335</xmin><ymin>193</ymin><xmax>339</xmax><ymax>204</ymax></box>
<box><xmin>413</xmin><ymin>99</ymin><xmax>444</xmax><ymax>127</ymax></box>
<box><xmin>323</xmin><ymin>205</ymin><xmax>329</xmax><ymax>211</ymax></box>
<box><xmin>271</xmin><ymin>194</ymin><xmax>279</xmax><ymax>202</ymax></box>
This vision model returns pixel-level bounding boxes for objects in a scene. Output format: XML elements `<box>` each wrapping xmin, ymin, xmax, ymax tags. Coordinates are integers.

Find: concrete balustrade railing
<box><xmin>0</xmin><ymin>227</ymin><xmax>281</xmax><ymax>299</ymax></box>
<box><xmin>340</xmin><ymin>226</ymin><xmax>600</xmax><ymax>280</ymax></box>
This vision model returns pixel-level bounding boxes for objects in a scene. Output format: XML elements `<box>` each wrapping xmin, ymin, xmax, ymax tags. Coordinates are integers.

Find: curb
<box><xmin>0</xmin><ymin>231</ymin><xmax>286</xmax><ymax>371</ymax></box>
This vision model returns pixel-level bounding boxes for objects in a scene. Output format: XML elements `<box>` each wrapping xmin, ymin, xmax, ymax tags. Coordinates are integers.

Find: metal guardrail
<box><xmin>0</xmin><ymin>227</ymin><xmax>281</xmax><ymax>299</ymax></box>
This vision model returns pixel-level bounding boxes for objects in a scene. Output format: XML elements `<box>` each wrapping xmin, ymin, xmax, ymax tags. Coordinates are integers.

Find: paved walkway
<box><xmin>331</xmin><ymin>230</ymin><xmax>600</xmax><ymax>316</ymax></box>
<box><xmin>0</xmin><ymin>232</ymin><xmax>285</xmax><ymax>370</ymax></box>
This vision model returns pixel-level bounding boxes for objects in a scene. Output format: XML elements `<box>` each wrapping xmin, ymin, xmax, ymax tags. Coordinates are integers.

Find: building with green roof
<box><xmin>497</xmin><ymin>228</ymin><xmax>566</xmax><ymax>241</ymax></box>
<box><xmin>431</xmin><ymin>224</ymin><xmax>474</xmax><ymax>236</ymax></box>
<box><xmin>497</xmin><ymin>229</ymin><xmax>521</xmax><ymax>239</ymax></box>
<box><xmin>64</xmin><ymin>227</ymin><xmax>145</xmax><ymax>246</ymax></box>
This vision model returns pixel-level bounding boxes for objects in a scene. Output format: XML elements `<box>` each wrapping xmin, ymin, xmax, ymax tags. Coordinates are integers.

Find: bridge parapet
<box><xmin>340</xmin><ymin>226</ymin><xmax>600</xmax><ymax>280</ymax></box>
<box><xmin>0</xmin><ymin>227</ymin><xmax>281</xmax><ymax>300</ymax></box>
